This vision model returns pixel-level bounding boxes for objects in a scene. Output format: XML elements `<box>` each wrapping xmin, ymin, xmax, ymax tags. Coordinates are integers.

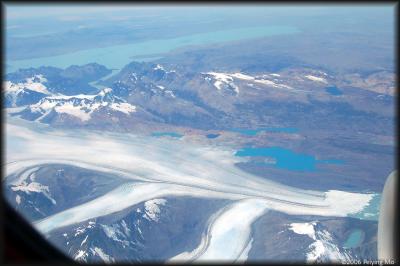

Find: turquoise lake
<box><xmin>343</xmin><ymin>229</ymin><xmax>364</xmax><ymax>249</ymax></box>
<box><xmin>234</xmin><ymin>146</ymin><xmax>343</xmax><ymax>171</ymax></box>
<box><xmin>6</xmin><ymin>25</ymin><xmax>299</xmax><ymax>73</ymax></box>
<box><xmin>151</xmin><ymin>132</ymin><xmax>183</xmax><ymax>138</ymax></box>
<box><xmin>231</xmin><ymin>127</ymin><xmax>299</xmax><ymax>136</ymax></box>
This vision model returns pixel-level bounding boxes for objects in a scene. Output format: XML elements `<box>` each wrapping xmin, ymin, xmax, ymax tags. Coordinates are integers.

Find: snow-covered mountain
<box><xmin>202</xmin><ymin>72</ymin><xmax>295</xmax><ymax>95</ymax></box>
<box><xmin>4</xmin><ymin>74</ymin><xmax>51</xmax><ymax>107</ymax></box>
<box><xmin>4</xmin><ymin>62</ymin><xmax>393</xmax><ymax>134</ymax></box>
<box><xmin>4</xmin><ymin>63</ymin><xmax>112</xmax><ymax>108</ymax></box>
<box><xmin>15</xmin><ymin>88</ymin><xmax>137</xmax><ymax>123</ymax></box>
<box><xmin>288</xmin><ymin>221</ymin><xmax>353</xmax><ymax>262</ymax></box>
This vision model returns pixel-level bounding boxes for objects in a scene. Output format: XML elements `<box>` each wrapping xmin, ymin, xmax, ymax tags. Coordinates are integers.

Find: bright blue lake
<box><xmin>206</xmin><ymin>134</ymin><xmax>220</xmax><ymax>139</ymax></box>
<box><xmin>234</xmin><ymin>146</ymin><xmax>343</xmax><ymax>171</ymax></box>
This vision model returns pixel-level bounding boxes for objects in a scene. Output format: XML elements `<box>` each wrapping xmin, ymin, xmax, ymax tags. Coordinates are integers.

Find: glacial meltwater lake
<box><xmin>343</xmin><ymin>229</ymin><xmax>364</xmax><ymax>249</ymax></box>
<box><xmin>6</xmin><ymin>25</ymin><xmax>299</xmax><ymax>73</ymax></box>
<box><xmin>234</xmin><ymin>146</ymin><xmax>343</xmax><ymax>172</ymax></box>
<box><xmin>231</xmin><ymin>127</ymin><xmax>299</xmax><ymax>136</ymax></box>
<box><xmin>151</xmin><ymin>132</ymin><xmax>183</xmax><ymax>138</ymax></box>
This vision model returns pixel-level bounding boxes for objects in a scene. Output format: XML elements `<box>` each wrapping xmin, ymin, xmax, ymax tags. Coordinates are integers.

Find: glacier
<box><xmin>4</xmin><ymin>114</ymin><xmax>375</xmax><ymax>261</ymax></box>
